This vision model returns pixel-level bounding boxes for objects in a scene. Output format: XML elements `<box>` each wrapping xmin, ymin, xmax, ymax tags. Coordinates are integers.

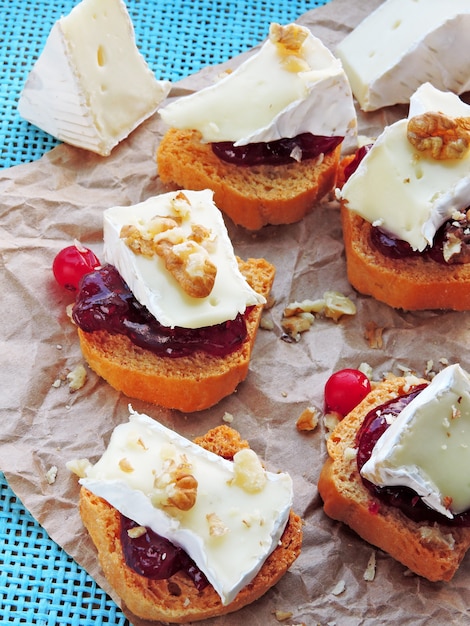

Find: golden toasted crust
<box><xmin>318</xmin><ymin>376</ymin><xmax>470</xmax><ymax>582</ymax></box>
<box><xmin>77</xmin><ymin>257</ymin><xmax>275</xmax><ymax>412</ymax></box>
<box><xmin>341</xmin><ymin>204</ymin><xmax>470</xmax><ymax>311</ymax></box>
<box><xmin>79</xmin><ymin>424</ymin><xmax>303</xmax><ymax>623</ymax></box>
<box><xmin>156</xmin><ymin>128</ymin><xmax>341</xmax><ymax>230</ymax></box>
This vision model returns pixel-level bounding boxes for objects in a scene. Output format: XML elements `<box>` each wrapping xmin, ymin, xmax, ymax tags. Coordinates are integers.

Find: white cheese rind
<box><xmin>80</xmin><ymin>409</ymin><xmax>293</xmax><ymax>605</ymax></box>
<box><xmin>18</xmin><ymin>0</ymin><xmax>171</xmax><ymax>156</ymax></box>
<box><xmin>336</xmin><ymin>0</ymin><xmax>470</xmax><ymax>111</ymax></box>
<box><xmin>361</xmin><ymin>364</ymin><xmax>470</xmax><ymax>518</ymax></box>
<box><xmin>103</xmin><ymin>189</ymin><xmax>265</xmax><ymax>329</ymax></box>
<box><xmin>159</xmin><ymin>24</ymin><xmax>356</xmax><ymax>144</ymax></box>
<box><xmin>340</xmin><ymin>83</ymin><xmax>470</xmax><ymax>251</ymax></box>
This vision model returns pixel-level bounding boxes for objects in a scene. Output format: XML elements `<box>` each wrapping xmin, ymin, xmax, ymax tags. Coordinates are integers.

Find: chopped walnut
<box><xmin>120</xmin><ymin>195</ymin><xmax>218</xmax><ymax>299</ymax></box>
<box><xmin>45</xmin><ymin>465</ymin><xmax>58</xmax><ymax>485</ymax></box>
<box><xmin>296</xmin><ymin>406</ymin><xmax>319</xmax><ymax>432</ymax></box>
<box><xmin>269</xmin><ymin>23</ymin><xmax>309</xmax><ymax>72</ymax></box>
<box><xmin>127</xmin><ymin>525</ymin><xmax>147</xmax><ymax>539</ymax></box>
<box><xmin>118</xmin><ymin>458</ymin><xmax>134</xmax><ymax>473</ymax></box>
<box><xmin>152</xmin><ymin>457</ymin><xmax>198</xmax><ymax>511</ymax></box>
<box><xmin>67</xmin><ymin>364</ymin><xmax>87</xmax><ymax>392</ymax></box>
<box><xmin>274</xmin><ymin>610</ymin><xmax>294</xmax><ymax>622</ymax></box>
<box><xmin>363</xmin><ymin>550</ymin><xmax>377</xmax><ymax>581</ymax></box>
<box><xmin>364</xmin><ymin>321</ymin><xmax>384</xmax><ymax>349</ymax></box>
<box><xmin>231</xmin><ymin>448</ymin><xmax>267</xmax><ymax>493</ymax></box>
<box><xmin>407</xmin><ymin>112</ymin><xmax>470</xmax><ymax>160</ymax></box>
<box><xmin>282</xmin><ymin>291</ymin><xmax>356</xmax><ymax>340</ymax></box>
<box><xmin>66</xmin><ymin>458</ymin><xmax>92</xmax><ymax>478</ymax></box>
<box><xmin>206</xmin><ymin>512</ymin><xmax>229</xmax><ymax>537</ymax></box>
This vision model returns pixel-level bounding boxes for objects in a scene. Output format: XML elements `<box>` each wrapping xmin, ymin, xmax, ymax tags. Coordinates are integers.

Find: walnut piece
<box><xmin>152</xmin><ymin>457</ymin><xmax>198</xmax><ymax>512</ymax></box>
<box><xmin>364</xmin><ymin>320</ymin><xmax>384</xmax><ymax>349</ymax></box>
<box><xmin>206</xmin><ymin>512</ymin><xmax>230</xmax><ymax>537</ymax></box>
<box><xmin>269</xmin><ymin>23</ymin><xmax>309</xmax><ymax>72</ymax></box>
<box><xmin>120</xmin><ymin>193</ymin><xmax>217</xmax><ymax>299</ymax></box>
<box><xmin>407</xmin><ymin>112</ymin><xmax>470</xmax><ymax>160</ymax></box>
<box><xmin>66</xmin><ymin>364</ymin><xmax>87</xmax><ymax>392</ymax></box>
<box><xmin>231</xmin><ymin>448</ymin><xmax>267</xmax><ymax>493</ymax></box>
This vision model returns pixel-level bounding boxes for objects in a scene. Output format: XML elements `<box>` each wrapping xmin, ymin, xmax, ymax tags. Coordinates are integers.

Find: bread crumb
<box><xmin>274</xmin><ymin>610</ymin><xmax>293</xmax><ymax>621</ymax></box>
<box><xmin>331</xmin><ymin>579</ymin><xmax>346</xmax><ymax>595</ymax></box>
<box><xmin>363</xmin><ymin>550</ymin><xmax>376</xmax><ymax>581</ymax></box>
<box><xmin>296</xmin><ymin>407</ymin><xmax>319</xmax><ymax>432</ymax></box>
<box><xmin>45</xmin><ymin>465</ymin><xmax>58</xmax><ymax>485</ymax></box>
<box><xmin>67</xmin><ymin>364</ymin><xmax>87</xmax><ymax>392</ymax></box>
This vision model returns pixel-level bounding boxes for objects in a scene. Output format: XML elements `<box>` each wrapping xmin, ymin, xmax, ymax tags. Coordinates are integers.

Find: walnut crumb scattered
<box><xmin>296</xmin><ymin>407</ymin><xmax>319</xmax><ymax>432</ymax></box>
<box><xmin>282</xmin><ymin>291</ymin><xmax>356</xmax><ymax>341</ymax></box>
<box><xmin>67</xmin><ymin>364</ymin><xmax>87</xmax><ymax>392</ymax></box>
<box><xmin>45</xmin><ymin>465</ymin><xmax>58</xmax><ymax>485</ymax></box>
<box><xmin>206</xmin><ymin>512</ymin><xmax>229</xmax><ymax>537</ymax></box>
<box><xmin>127</xmin><ymin>525</ymin><xmax>147</xmax><ymax>539</ymax></box>
<box><xmin>363</xmin><ymin>551</ymin><xmax>377</xmax><ymax>581</ymax></box>
<box><xmin>364</xmin><ymin>321</ymin><xmax>384</xmax><ymax>349</ymax></box>
<box><xmin>222</xmin><ymin>411</ymin><xmax>234</xmax><ymax>424</ymax></box>
<box><xmin>65</xmin><ymin>458</ymin><xmax>92</xmax><ymax>478</ymax></box>
<box><xmin>274</xmin><ymin>609</ymin><xmax>293</xmax><ymax>622</ymax></box>
<box><xmin>331</xmin><ymin>579</ymin><xmax>346</xmax><ymax>596</ymax></box>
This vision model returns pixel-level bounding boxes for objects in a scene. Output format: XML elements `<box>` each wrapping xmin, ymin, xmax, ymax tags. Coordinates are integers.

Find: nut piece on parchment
<box><xmin>407</xmin><ymin>112</ymin><xmax>470</xmax><ymax>160</ymax></box>
<box><xmin>281</xmin><ymin>291</ymin><xmax>356</xmax><ymax>342</ymax></box>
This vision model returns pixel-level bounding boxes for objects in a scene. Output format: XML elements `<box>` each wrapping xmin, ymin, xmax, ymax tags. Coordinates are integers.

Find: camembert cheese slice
<box><xmin>340</xmin><ymin>83</ymin><xmax>470</xmax><ymax>252</ymax></box>
<box><xmin>103</xmin><ymin>189</ymin><xmax>266</xmax><ymax>329</ymax></box>
<box><xmin>18</xmin><ymin>0</ymin><xmax>171</xmax><ymax>156</ymax></box>
<box><xmin>77</xmin><ymin>408</ymin><xmax>293</xmax><ymax>605</ymax></box>
<box><xmin>159</xmin><ymin>22</ymin><xmax>356</xmax><ymax>145</ymax></box>
<box><xmin>361</xmin><ymin>364</ymin><xmax>470</xmax><ymax>518</ymax></box>
<box><xmin>336</xmin><ymin>0</ymin><xmax>470</xmax><ymax>111</ymax></box>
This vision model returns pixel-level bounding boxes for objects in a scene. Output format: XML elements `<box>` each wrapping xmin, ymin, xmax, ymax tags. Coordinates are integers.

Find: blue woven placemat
<box><xmin>0</xmin><ymin>0</ymin><xmax>329</xmax><ymax>624</ymax></box>
<box><xmin>1</xmin><ymin>0</ymin><xmax>328</xmax><ymax>169</ymax></box>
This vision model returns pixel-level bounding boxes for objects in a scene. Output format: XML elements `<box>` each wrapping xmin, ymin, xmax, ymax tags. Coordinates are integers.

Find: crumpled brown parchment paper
<box><xmin>2</xmin><ymin>1</ymin><xmax>470</xmax><ymax>624</ymax></box>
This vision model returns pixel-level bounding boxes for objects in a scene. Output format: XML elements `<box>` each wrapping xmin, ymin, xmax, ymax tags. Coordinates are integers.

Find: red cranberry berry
<box><xmin>52</xmin><ymin>242</ymin><xmax>100</xmax><ymax>291</ymax></box>
<box><xmin>324</xmin><ymin>368</ymin><xmax>371</xmax><ymax>418</ymax></box>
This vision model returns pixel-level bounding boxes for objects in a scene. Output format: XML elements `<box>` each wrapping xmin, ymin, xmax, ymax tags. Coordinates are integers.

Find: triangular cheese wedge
<box><xmin>18</xmin><ymin>0</ymin><xmax>171</xmax><ymax>156</ymax></box>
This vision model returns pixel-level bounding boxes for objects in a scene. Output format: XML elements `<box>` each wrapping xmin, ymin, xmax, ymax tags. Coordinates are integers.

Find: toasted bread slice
<box><xmin>156</xmin><ymin>128</ymin><xmax>341</xmax><ymax>230</ymax></box>
<box><xmin>79</xmin><ymin>424</ymin><xmax>303</xmax><ymax>623</ymax></box>
<box><xmin>318</xmin><ymin>376</ymin><xmax>470</xmax><ymax>582</ymax></box>
<box><xmin>77</xmin><ymin>257</ymin><xmax>275</xmax><ymax>412</ymax></box>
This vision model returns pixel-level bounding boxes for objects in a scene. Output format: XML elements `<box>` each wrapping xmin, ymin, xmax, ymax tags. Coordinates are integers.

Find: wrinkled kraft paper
<box><xmin>2</xmin><ymin>0</ymin><xmax>470</xmax><ymax>624</ymax></box>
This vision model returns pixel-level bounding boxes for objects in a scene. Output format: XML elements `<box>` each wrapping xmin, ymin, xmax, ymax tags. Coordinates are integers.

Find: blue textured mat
<box><xmin>1</xmin><ymin>1</ymin><xmax>329</xmax><ymax>623</ymax></box>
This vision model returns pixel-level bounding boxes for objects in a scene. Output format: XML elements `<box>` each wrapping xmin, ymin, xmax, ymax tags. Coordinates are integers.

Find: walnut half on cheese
<box><xmin>18</xmin><ymin>0</ymin><xmax>171</xmax><ymax>155</ymax></box>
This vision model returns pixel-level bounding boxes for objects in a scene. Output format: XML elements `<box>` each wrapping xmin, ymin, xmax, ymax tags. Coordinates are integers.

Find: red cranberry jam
<box><xmin>120</xmin><ymin>515</ymin><xmax>208</xmax><ymax>590</ymax></box>
<box><xmin>212</xmin><ymin>132</ymin><xmax>343</xmax><ymax>166</ymax></box>
<box><xmin>72</xmin><ymin>264</ymin><xmax>251</xmax><ymax>358</ymax></box>
<box><xmin>356</xmin><ymin>384</ymin><xmax>470</xmax><ymax>526</ymax></box>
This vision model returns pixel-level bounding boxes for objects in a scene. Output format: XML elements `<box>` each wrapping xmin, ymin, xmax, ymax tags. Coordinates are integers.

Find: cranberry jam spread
<box><xmin>355</xmin><ymin>384</ymin><xmax>470</xmax><ymax>527</ymax></box>
<box><xmin>120</xmin><ymin>515</ymin><xmax>208</xmax><ymax>590</ymax></box>
<box><xmin>72</xmin><ymin>265</ymin><xmax>251</xmax><ymax>358</ymax></box>
<box><xmin>212</xmin><ymin>132</ymin><xmax>343</xmax><ymax>166</ymax></box>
